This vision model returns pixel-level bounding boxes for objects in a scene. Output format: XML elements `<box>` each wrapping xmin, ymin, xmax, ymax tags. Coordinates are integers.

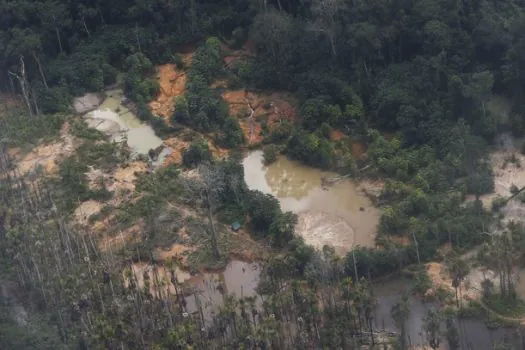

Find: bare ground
<box><xmin>15</xmin><ymin>122</ymin><xmax>76</xmax><ymax>175</ymax></box>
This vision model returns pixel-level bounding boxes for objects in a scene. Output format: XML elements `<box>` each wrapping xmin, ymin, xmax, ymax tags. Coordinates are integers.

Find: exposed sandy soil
<box><xmin>123</xmin><ymin>262</ymin><xmax>187</xmax><ymax>296</ymax></box>
<box><xmin>73</xmin><ymin>93</ymin><xmax>103</xmax><ymax>114</ymax></box>
<box><xmin>426</xmin><ymin>260</ymin><xmax>498</xmax><ymax>302</ymax></box>
<box><xmin>98</xmin><ymin>220</ymin><xmax>143</xmax><ymax>251</ymax></box>
<box><xmin>155</xmin><ymin>242</ymin><xmax>195</xmax><ymax>265</ymax></box>
<box><xmin>149</xmin><ymin>63</ymin><xmax>189</xmax><ymax>121</ymax></box>
<box><xmin>161</xmin><ymin>137</ymin><xmax>191</xmax><ymax>165</ymax></box>
<box><xmin>357</xmin><ymin>179</ymin><xmax>385</xmax><ymax>200</ymax></box>
<box><xmin>74</xmin><ymin>200</ymin><xmax>103</xmax><ymax>226</ymax></box>
<box><xmin>16</xmin><ymin>122</ymin><xmax>75</xmax><ymax>175</ymax></box>
<box><xmin>78</xmin><ymin>161</ymin><xmax>148</xmax><ymax>234</ymax></box>
<box><xmin>85</xmin><ymin>161</ymin><xmax>147</xmax><ymax>194</ymax></box>
<box><xmin>464</xmin><ymin>133</ymin><xmax>525</xmax><ymax>226</ymax></box>
<box><xmin>111</xmin><ymin>162</ymin><xmax>148</xmax><ymax>192</ymax></box>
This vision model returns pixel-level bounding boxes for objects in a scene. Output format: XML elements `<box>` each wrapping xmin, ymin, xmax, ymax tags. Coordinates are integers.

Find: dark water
<box><xmin>373</xmin><ymin>278</ymin><xmax>523</xmax><ymax>349</ymax></box>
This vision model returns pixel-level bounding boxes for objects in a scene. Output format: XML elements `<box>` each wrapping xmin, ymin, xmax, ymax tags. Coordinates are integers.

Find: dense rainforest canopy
<box><xmin>2</xmin><ymin>0</ymin><xmax>525</xmax><ymax>349</ymax></box>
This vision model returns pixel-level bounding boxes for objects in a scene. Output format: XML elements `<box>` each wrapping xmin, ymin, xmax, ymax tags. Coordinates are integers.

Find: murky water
<box><xmin>373</xmin><ymin>278</ymin><xmax>522</xmax><ymax>349</ymax></box>
<box><xmin>83</xmin><ymin>89</ymin><xmax>171</xmax><ymax>163</ymax></box>
<box><xmin>126</xmin><ymin>260</ymin><xmax>260</xmax><ymax>321</ymax></box>
<box><xmin>243</xmin><ymin>151</ymin><xmax>379</xmax><ymax>254</ymax></box>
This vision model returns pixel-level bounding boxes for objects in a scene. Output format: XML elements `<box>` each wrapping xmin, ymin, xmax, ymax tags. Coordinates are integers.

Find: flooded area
<box><xmin>81</xmin><ymin>89</ymin><xmax>171</xmax><ymax>162</ymax></box>
<box><xmin>126</xmin><ymin>260</ymin><xmax>260</xmax><ymax>321</ymax></box>
<box><xmin>373</xmin><ymin>278</ymin><xmax>522</xmax><ymax>349</ymax></box>
<box><xmin>243</xmin><ymin>150</ymin><xmax>379</xmax><ymax>254</ymax></box>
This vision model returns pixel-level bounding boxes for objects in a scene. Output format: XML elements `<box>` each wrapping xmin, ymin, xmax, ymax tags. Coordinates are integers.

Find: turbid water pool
<box><xmin>243</xmin><ymin>150</ymin><xmax>380</xmax><ymax>254</ymax></box>
<box><xmin>82</xmin><ymin>89</ymin><xmax>171</xmax><ymax>164</ymax></box>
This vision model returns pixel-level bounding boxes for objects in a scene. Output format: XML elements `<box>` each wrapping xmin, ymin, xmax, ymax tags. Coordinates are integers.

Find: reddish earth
<box><xmin>15</xmin><ymin>121</ymin><xmax>76</xmax><ymax>175</ymax></box>
<box><xmin>149</xmin><ymin>63</ymin><xmax>188</xmax><ymax>121</ymax></box>
<box><xmin>221</xmin><ymin>89</ymin><xmax>297</xmax><ymax>144</ymax></box>
<box><xmin>148</xmin><ymin>42</ymin><xmax>297</xmax><ymax>149</ymax></box>
<box><xmin>221</xmin><ymin>41</ymin><xmax>255</xmax><ymax>66</ymax></box>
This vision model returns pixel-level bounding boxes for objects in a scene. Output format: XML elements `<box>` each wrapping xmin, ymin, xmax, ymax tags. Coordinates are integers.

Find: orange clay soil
<box><xmin>221</xmin><ymin>89</ymin><xmax>297</xmax><ymax>144</ymax></box>
<box><xmin>149</xmin><ymin>52</ymin><xmax>193</xmax><ymax>121</ymax></box>
<box><xmin>161</xmin><ymin>131</ymin><xmax>229</xmax><ymax>167</ymax></box>
<box><xmin>15</xmin><ymin>121</ymin><xmax>76</xmax><ymax>175</ymax></box>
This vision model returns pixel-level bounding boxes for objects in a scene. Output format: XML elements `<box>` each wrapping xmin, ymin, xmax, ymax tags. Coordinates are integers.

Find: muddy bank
<box><xmin>73</xmin><ymin>93</ymin><xmax>103</xmax><ymax>114</ymax></box>
<box><xmin>243</xmin><ymin>151</ymin><xmax>379</xmax><ymax>254</ymax></box>
<box><xmin>125</xmin><ymin>260</ymin><xmax>260</xmax><ymax>321</ymax></box>
<box><xmin>83</xmin><ymin>89</ymin><xmax>172</xmax><ymax>163</ymax></box>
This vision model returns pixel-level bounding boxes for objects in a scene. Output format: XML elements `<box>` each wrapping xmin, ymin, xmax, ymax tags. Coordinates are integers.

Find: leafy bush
<box><xmin>217</xmin><ymin>117</ymin><xmax>244</xmax><ymax>148</ymax></box>
<box><xmin>182</xmin><ymin>139</ymin><xmax>213</xmax><ymax>168</ymax></box>
<box><xmin>491</xmin><ymin>196</ymin><xmax>507</xmax><ymax>211</ymax></box>
<box><xmin>286</xmin><ymin>128</ymin><xmax>333</xmax><ymax>169</ymax></box>
<box><xmin>412</xmin><ymin>267</ymin><xmax>433</xmax><ymax>296</ymax></box>
<box><xmin>173</xmin><ymin>96</ymin><xmax>190</xmax><ymax>124</ymax></box>
<box><xmin>263</xmin><ymin>144</ymin><xmax>278</xmax><ymax>165</ymax></box>
<box><xmin>70</xmin><ymin>119</ymin><xmax>105</xmax><ymax>140</ymax></box>
<box><xmin>171</xmin><ymin>53</ymin><xmax>185</xmax><ymax>69</ymax></box>
<box><xmin>124</xmin><ymin>52</ymin><xmax>159</xmax><ymax>103</ymax></box>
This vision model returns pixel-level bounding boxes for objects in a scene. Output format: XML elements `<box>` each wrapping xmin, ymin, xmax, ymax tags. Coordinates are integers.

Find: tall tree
<box><xmin>422</xmin><ymin>308</ymin><xmax>442</xmax><ymax>350</ymax></box>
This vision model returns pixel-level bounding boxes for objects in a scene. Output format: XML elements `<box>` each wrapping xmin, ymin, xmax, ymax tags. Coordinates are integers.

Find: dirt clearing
<box><xmin>149</xmin><ymin>54</ymin><xmax>192</xmax><ymax>121</ymax></box>
<box><xmin>16</xmin><ymin>122</ymin><xmax>75</xmax><ymax>175</ymax></box>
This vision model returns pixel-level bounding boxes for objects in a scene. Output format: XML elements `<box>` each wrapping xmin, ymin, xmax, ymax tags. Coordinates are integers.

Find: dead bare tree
<box><xmin>8</xmin><ymin>56</ymin><xmax>34</xmax><ymax>118</ymax></box>
<box><xmin>182</xmin><ymin>162</ymin><xmax>227</xmax><ymax>259</ymax></box>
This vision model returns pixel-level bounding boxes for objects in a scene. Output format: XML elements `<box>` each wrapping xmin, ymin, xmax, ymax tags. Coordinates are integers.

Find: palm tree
<box><xmin>391</xmin><ymin>294</ymin><xmax>411</xmax><ymax>350</ymax></box>
<box><xmin>446</xmin><ymin>252</ymin><xmax>470</xmax><ymax>308</ymax></box>
<box><xmin>422</xmin><ymin>308</ymin><xmax>442</xmax><ymax>350</ymax></box>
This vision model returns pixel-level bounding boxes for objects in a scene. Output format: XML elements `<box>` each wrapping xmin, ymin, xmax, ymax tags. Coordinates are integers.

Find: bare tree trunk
<box><xmin>8</xmin><ymin>56</ymin><xmax>33</xmax><ymax>118</ymax></box>
<box><xmin>52</xmin><ymin>15</ymin><xmax>64</xmax><ymax>53</ymax></box>
<box><xmin>82</xmin><ymin>17</ymin><xmax>91</xmax><ymax>37</ymax></box>
<box><xmin>205</xmin><ymin>189</ymin><xmax>221</xmax><ymax>259</ymax></box>
<box><xmin>32</xmin><ymin>52</ymin><xmax>48</xmax><ymax>89</ymax></box>
<box><xmin>135</xmin><ymin>22</ymin><xmax>142</xmax><ymax>52</ymax></box>
<box><xmin>31</xmin><ymin>86</ymin><xmax>40</xmax><ymax>116</ymax></box>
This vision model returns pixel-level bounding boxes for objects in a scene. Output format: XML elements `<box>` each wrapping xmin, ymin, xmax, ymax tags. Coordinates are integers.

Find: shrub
<box><xmin>263</xmin><ymin>144</ymin><xmax>278</xmax><ymax>165</ymax></box>
<box><xmin>491</xmin><ymin>196</ymin><xmax>507</xmax><ymax>211</ymax></box>
<box><xmin>137</xmin><ymin>101</ymin><xmax>154</xmax><ymax>121</ymax></box>
<box><xmin>171</xmin><ymin>53</ymin><xmax>184</xmax><ymax>69</ymax></box>
<box><xmin>182</xmin><ymin>139</ymin><xmax>213</xmax><ymax>168</ymax></box>
<box><xmin>412</xmin><ymin>267</ymin><xmax>432</xmax><ymax>296</ymax></box>
<box><xmin>217</xmin><ymin>118</ymin><xmax>244</xmax><ymax>148</ymax></box>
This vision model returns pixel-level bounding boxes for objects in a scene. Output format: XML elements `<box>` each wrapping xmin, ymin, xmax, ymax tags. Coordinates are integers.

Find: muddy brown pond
<box><xmin>126</xmin><ymin>260</ymin><xmax>260</xmax><ymax>321</ymax></box>
<box><xmin>243</xmin><ymin>150</ymin><xmax>379</xmax><ymax>255</ymax></box>
<box><xmin>82</xmin><ymin>89</ymin><xmax>172</xmax><ymax>165</ymax></box>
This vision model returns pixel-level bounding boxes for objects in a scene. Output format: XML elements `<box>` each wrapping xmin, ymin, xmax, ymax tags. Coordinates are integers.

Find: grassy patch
<box><xmin>0</xmin><ymin>110</ymin><xmax>65</xmax><ymax>148</ymax></box>
<box><xmin>76</xmin><ymin>141</ymin><xmax>124</xmax><ymax>171</ymax></box>
<box><xmin>51</xmin><ymin>156</ymin><xmax>112</xmax><ymax>213</ymax></box>
<box><xmin>70</xmin><ymin>119</ymin><xmax>105</xmax><ymax>140</ymax></box>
